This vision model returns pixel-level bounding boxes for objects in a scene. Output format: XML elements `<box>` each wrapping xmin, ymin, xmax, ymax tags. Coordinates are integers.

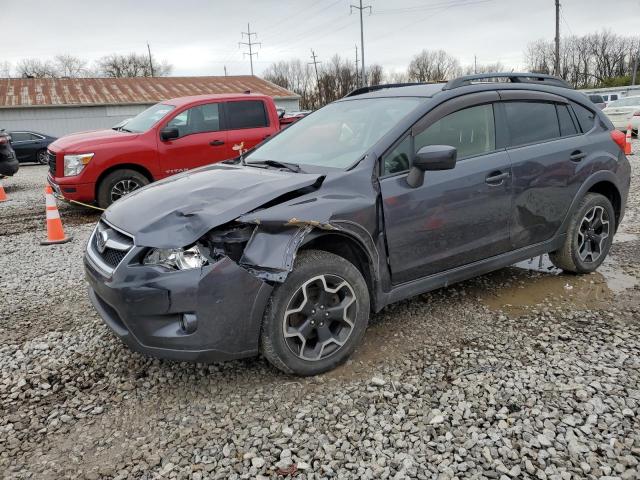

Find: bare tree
<box><xmin>0</xmin><ymin>61</ymin><xmax>11</xmax><ymax>78</ymax></box>
<box><xmin>97</xmin><ymin>53</ymin><xmax>172</xmax><ymax>78</ymax></box>
<box><xmin>407</xmin><ymin>50</ymin><xmax>460</xmax><ymax>82</ymax></box>
<box><xmin>367</xmin><ymin>64</ymin><xmax>384</xmax><ymax>86</ymax></box>
<box><xmin>54</xmin><ymin>54</ymin><xmax>89</xmax><ymax>78</ymax></box>
<box><xmin>16</xmin><ymin>58</ymin><xmax>58</xmax><ymax>78</ymax></box>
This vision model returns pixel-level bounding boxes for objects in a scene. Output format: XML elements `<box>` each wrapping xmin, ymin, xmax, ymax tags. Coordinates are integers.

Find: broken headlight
<box><xmin>143</xmin><ymin>245</ymin><xmax>208</xmax><ymax>271</ymax></box>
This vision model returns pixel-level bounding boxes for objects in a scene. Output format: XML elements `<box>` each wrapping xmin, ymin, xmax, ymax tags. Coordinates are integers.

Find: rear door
<box><xmin>157</xmin><ymin>101</ymin><xmax>228</xmax><ymax>176</ymax></box>
<box><xmin>223</xmin><ymin>99</ymin><xmax>274</xmax><ymax>157</ymax></box>
<box><xmin>380</xmin><ymin>94</ymin><xmax>513</xmax><ymax>284</ymax></box>
<box><xmin>501</xmin><ymin>92</ymin><xmax>591</xmax><ymax>248</ymax></box>
<box><xmin>10</xmin><ymin>132</ymin><xmax>39</xmax><ymax>161</ymax></box>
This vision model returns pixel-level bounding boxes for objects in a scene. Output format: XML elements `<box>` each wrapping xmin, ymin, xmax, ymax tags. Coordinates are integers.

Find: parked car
<box><xmin>48</xmin><ymin>93</ymin><xmax>285</xmax><ymax>208</ymax></box>
<box><xmin>85</xmin><ymin>73</ymin><xmax>630</xmax><ymax>376</ymax></box>
<box><xmin>587</xmin><ymin>94</ymin><xmax>606</xmax><ymax>109</ymax></box>
<box><xmin>9</xmin><ymin>131</ymin><xmax>57</xmax><ymax>164</ymax></box>
<box><xmin>0</xmin><ymin>130</ymin><xmax>19</xmax><ymax>177</ymax></box>
<box><xmin>600</xmin><ymin>92</ymin><xmax>622</xmax><ymax>105</ymax></box>
<box><xmin>603</xmin><ymin>96</ymin><xmax>640</xmax><ymax>136</ymax></box>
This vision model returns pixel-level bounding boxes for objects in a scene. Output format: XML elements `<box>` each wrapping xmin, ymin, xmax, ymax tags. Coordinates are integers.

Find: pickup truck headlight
<box><xmin>143</xmin><ymin>245</ymin><xmax>208</xmax><ymax>270</ymax></box>
<box><xmin>64</xmin><ymin>153</ymin><xmax>94</xmax><ymax>176</ymax></box>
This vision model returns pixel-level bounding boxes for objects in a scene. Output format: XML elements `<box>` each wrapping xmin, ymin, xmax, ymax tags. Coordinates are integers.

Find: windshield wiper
<box><xmin>247</xmin><ymin>160</ymin><xmax>302</xmax><ymax>173</ymax></box>
<box><xmin>118</xmin><ymin>127</ymin><xmax>134</xmax><ymax>133</ymax></box>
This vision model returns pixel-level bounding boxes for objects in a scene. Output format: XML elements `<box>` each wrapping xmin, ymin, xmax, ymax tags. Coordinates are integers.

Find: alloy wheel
<box><xmin>110</xmin><ymin>179</ymin><xmax>141</xmax><ymax>203</ymax></box>
<box><xmin>283</xmin><ymin>274</ymin><xmax>357</xmax><ymax>361</ymax></box>
<box><xmin>38</xmin><ymin>150</ymin><xmax>48</xmax><ymax>165</ymax></box>
<box><xmin>577</xmin><ymin>205</ymin><xmax>609</xmax><ymax>263</ymax></box>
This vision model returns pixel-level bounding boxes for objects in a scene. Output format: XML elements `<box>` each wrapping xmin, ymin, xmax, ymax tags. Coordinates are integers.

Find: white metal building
<box><xmin>0</xmin><ymin>76</ymin><xmax>300</xmax><ymax>137</ymax></box>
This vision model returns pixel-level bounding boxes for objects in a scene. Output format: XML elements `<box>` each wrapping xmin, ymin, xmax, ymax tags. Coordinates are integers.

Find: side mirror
<box><xmin>406</xmin><ymin>145</ymin><xmax>457</xmax><ymax>188</ymax></box>
<box><xmin>160</xmin><ymin>127</ymin><xmax>179</xmax><ymax>141</ymax></box>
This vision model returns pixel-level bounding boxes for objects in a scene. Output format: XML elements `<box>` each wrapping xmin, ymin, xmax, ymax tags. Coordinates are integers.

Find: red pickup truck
<box><xmin>48</xmin><ymin>93</ymin><xmax>284</xmax><ymax>208</ymax></box>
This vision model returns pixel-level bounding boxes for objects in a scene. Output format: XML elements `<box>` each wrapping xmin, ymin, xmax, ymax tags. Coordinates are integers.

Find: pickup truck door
<box><xmin>157</xmin><ymin>102</ymin><xmax>228</xmax><ymax>176</ymax></box>
<box><xmin>223</xmin><ymin>99</ymin><xmax>276</xmax><ymax>158</ymax></box>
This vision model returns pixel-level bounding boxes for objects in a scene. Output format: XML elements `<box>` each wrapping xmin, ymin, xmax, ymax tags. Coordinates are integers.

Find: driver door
<box><xmin>157</xmin><ymin>102</ymin><xmax>228</xmax><ymax>177</ymax></box>
<box><xmin>380</xmin><ymin>99</ymin><xmax>513</xmax><ymax>284</ymax></box>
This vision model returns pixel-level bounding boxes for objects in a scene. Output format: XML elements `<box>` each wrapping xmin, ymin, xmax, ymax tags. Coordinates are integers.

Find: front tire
<box><xmin>549</xmin><ymin>193</ymin><xmax>615</xmax><ymax>273</ymax></box>
<box><xmin>260</xmin><ymin>250</ymin><xmax>370</xmax><ymax>376</ymax></box>
<box><xmin>97</xmin><ymin>169</ymin><xmax>149</xmax><ymax>208</ymax></box>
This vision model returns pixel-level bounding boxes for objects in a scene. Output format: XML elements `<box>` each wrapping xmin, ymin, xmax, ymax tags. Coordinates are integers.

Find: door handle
<box><xmin>209</xmin><ymin>140</ymin><xmax>225</xmax><ymax>146</ymax></box>
<box><xmin>485</xmin><ymin>171</ymin><xmax>510</xmax><ymax>184</ymax></box>
<box><xmin>570</xmin><ymin>151</ymin><xmax>586</xmax><ymax>162</ymax></box>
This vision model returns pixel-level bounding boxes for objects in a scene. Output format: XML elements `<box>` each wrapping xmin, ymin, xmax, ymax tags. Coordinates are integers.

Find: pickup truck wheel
<box><xmin>260</xmin><ymin>249</ymin><xmax>370</xmax><ymax>376</ymax></box>
<box><xmin>549</xmin><ymin>193</ymin><xmax>615</xmax><ymax>273</ymax></box>
<box><xmin>97</xmin><ymin>169</ymin><xmax>149</xmax><ymax>208</ymax></box>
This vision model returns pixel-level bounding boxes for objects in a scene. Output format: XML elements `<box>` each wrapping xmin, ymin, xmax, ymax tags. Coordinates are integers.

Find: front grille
<box><xmin>88</xmin><ymin>221</ymin><xmax>134</xmax><ymax>273</ymax></box>
<box><xmin>48</xmin><ymin>150</ymin><xmax>57</xmax><ymax>175</ymax></box>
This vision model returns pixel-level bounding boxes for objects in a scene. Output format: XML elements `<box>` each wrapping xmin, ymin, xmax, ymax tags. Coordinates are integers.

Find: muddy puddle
<box><xmin>479</xmin><ymin>254</ymin><xmax>638</xmax><ymax>315</ymax></box>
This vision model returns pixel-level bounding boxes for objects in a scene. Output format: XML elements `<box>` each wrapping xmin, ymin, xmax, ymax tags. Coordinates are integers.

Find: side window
<box><xmin>415</xmin><ymin>104</ymin><xmax>496</xmax><ymax>160</ymax></box>
<box><xmin>504</xmin><ymin>101</ymin><xmax>560</xmax><ymax>147</ymax></box>
<box><xmin>610</xmin><ymin>94</ymin><xmax>618</xmax><ymax>101</ymax></box>
<box><xmin>167</xmin><ymin>103</ymin><xmax>220</xmax><ymax>137</ymax></box>
<box><xmin>10</xmin><ymin>132</ymin><xmax>29</xmax><ymax>142</ymax></box>
<box><xmin>382</xmin><ymin>135</ymin><xmax>412</xmax><ymax>175</ymax></box>
<box><xmin>557</xmin><ymin>104</ymin><xmax>578</xmax><ymax>136</ymax></box>
<box><xmin>226</xmin><ymin>100</ymin><xmax>269</xmax><ymax>129</ymax></box>
<box><xmin>570</xmin><ymin>102</ymin><xmax>596</xmax><ymax>133</ymax></box>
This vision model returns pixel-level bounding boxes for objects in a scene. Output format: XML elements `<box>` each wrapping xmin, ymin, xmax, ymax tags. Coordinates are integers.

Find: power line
<box><xmin>350</xmin><ymin>0</ymin><xmax>371</xmax><ymax>87</ymax></box>
<box><xmin>239</xmin><ymin>23</ymin><xmax>261</xmax><ymax>75</ymax></box>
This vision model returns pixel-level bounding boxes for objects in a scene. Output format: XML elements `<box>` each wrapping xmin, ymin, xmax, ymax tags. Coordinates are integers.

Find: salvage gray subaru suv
<box><xmin>85</xmin><ymin>73</ymin><xmax>631</xmax><ymax>375</ymax></box>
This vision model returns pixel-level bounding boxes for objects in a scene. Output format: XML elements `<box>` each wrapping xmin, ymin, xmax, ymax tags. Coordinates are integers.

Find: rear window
<box><xmin>504</xmin><ymin>101</ymin><xmax>560</xmax><ymax>147</ymax></box>
<box><xmin>571</xmin><ymin>102</ymin><xmax>596</xmax><ymax>133</ymax></box>
<box><xmin>226</xmin><ymin>100</ymin><xmax>269</xmax><ymax>129</ymax></box>
<box><xmin>589</xmin><ymin>95</ymin><xmax>604</xmax><ymax>104</ymax></box>
<box><xmin>557</xmin><ymin>104</ymin><xmax>578</xmax><ymax>136</ymax></box>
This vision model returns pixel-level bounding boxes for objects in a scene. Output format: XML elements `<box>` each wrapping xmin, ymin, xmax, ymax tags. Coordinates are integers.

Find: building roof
<box><xmin>0</xmin><ymin>76</ymin><xmax>299</xmax><ymax>109</ymax></box>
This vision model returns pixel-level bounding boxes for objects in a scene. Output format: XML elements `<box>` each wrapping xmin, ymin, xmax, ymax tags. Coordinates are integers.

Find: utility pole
<box><xmin>309</xmin><ymin>49</ymin><xmax>322</xmax><ymax>106</ymax></box>
<box><xmin>354</xmin><ymin>45</ymin><xmax>360</xmax><ymax>86</ymax></box>
<box><xmin>474</xmin><ymin>55</ymin><xmax>477</xmax><ymax>74</ymax></box>
<box><xmin>632</xmin><ymin>42</ymin><xmax>640</xmax><ymax>86</ymax></box>
<box><xmin>351</xmin><ymin>0</ymin><xmax>371</xmax><ymax>87</ymax></box>
<box><xmin>224</xmin><ymin>65</ymin><xmax>228</xmax><ymax>77</ymax></box>
<box><xmin>239</xmin><ymin>23</ymin><xmax>261</xmax><ymax>75</ymax></box>
<box><xmin>554</xmin><ymin>0</ymin><xmax>560</xmax><ymax>76</ymax></box>
<box><xmin>147</xmin><ymin>42</ymin><xmax>155</xmax><ymax>77</ymax></box>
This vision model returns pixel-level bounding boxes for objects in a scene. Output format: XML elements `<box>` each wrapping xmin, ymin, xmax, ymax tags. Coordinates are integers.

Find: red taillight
<box><xmin>0</xmin><ymin>136</ymin><xmax>7</xmax><ymax>145</ymax></box>
<box><xmin>611</xmin><ymin>130</ymin><xmax>626</xmax><ymax>151</ymax></box>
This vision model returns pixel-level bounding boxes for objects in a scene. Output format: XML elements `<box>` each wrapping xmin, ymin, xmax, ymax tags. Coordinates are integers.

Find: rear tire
<box><xmin>36</xmin><ymin>149</ymin><xmax>48</xmax><ymax>165</ymax></box>
<box><xmin>97</xmin><ymin>169</ymin><xmax>149</xmax><ymax>208</ymax></box>
<box><xmin>260</xmin><ymin>250</ymin><xmax>370</xmax><ymax>376</ymax></box>
<box><xmin>549</xmin><ymin>193</ymin><xmax>615</xmax><ymax>273</ymax></box>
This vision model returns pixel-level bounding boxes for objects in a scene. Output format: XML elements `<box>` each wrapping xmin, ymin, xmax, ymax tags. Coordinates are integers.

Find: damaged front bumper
<box><xmin>84</xmin><ymin>246</ymin><xmax>273</xmax><ymax>362</ymax></box>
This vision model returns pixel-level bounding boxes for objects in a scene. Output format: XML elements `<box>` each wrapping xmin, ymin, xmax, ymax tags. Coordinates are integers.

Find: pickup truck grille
<box><xmin>47</xmin><ymin>150</ymin><xmax>57</xmax><ymax>175</ymax></box>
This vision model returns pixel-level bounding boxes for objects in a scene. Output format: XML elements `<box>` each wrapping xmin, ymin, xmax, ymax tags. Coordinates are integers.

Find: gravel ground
<box><xmin>1</xmin><ymin>143</ymin><xmax>640</xmax><ymax>480</ymax></box>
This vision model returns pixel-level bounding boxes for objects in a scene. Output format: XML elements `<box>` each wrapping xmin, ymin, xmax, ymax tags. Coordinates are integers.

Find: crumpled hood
<box><xmin>49</xmin><ymin>129</ymin><xmax>138</xmax><ymax>152</ymax></box>
<box><xmin>103</xmin><ymin>164</ymin><xmax>323</xmax><ymax>248</ymax></box>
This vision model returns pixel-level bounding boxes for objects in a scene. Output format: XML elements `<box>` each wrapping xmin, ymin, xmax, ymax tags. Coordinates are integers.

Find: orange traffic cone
<box><xmin>41</xmin><ymin>186</ymin><xmax>72</xmax><ymax>245</ymax></box>
<box><xmin>625</xmin><ymin>124</ymin><xmax>633</xmax><ymax>155</ymax></box>
<box><xmin>0</xmin><ymin>179</ymin><xmax>6</xmax><ymax>202</ymax></box>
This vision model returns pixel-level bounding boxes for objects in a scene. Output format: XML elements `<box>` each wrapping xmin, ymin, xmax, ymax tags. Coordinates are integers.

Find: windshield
<box><xmin>124</xmin><ymin>103</ymin><xmax>176</xmax><ymax>133</ymax></box>
<box><xmin>608</xmin><ymin>97</ymin><xmax>640</xmax><ymax>108</ymax></box>
<box><xmin>247</xmin><ymin>97</ymin><xmax>424</xmax><ymax>169</ymax></box>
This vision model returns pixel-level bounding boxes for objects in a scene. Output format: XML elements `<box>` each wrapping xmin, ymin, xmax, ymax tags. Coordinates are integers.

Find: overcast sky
<box><xmin>3</xmin><ymin>0</ymin><xmax>640</xmax><ymax>77</ymax></box>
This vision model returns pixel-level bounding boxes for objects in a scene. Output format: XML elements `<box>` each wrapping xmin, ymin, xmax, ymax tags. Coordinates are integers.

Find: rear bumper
<box><xmin>84</xmin><ymin>244</ymin><xmax>273</xmax><ymax>363</ymax></box>
<box><xmin>47</xmin><ymin>174</ymin><xmax>95</xmax><ymax>202</ymax></box>
<box><xmin>0</xmin><ymin>157</ymin><xmax>19</xmax><ymax>177</ymax></box>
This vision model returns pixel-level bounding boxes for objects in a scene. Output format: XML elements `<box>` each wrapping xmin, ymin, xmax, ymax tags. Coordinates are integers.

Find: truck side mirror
<box><xmin>160</xmin><ymin>127</ymin><xmax>179</xmax><ymax>141</ymax></box>
<box><xmin>406</xmin><ymin>145</ymin><xmax>457</xmax><ymax>188</ymax></box>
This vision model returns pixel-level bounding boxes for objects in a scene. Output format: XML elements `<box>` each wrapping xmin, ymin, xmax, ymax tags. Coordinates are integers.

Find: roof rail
<box><xmin>345</xmin><ymin>82</ymin><xmax>428</xmax><ymax>97</ymax></box>
<box><xmin>443</xmin><ymin>72</ymin><xmax>572</xmax><ymax>90</ymax></box>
